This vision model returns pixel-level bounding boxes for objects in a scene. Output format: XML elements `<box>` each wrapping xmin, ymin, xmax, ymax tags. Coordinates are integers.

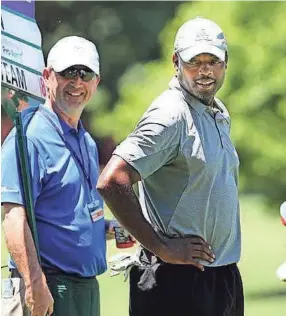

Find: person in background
<box><xmin>276</xmin><ymin>201</ymin><xmax>286</xmax><ymax>282</ymax></box>
<box><xmin>2</xmin><ymin>36</ymin><xmax>113</xmax><ymax>316</ymax></box>
<box><xmin>97</xmin><ymin>17</ymin><xmax>244</xmax><ymax>316</ymax></box>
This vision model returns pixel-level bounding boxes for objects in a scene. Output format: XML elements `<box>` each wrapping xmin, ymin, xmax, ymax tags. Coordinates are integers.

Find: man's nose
<box><xmin>199</xmin><ymin>63</ymin><xmax>212</xmax><ymax>75</ymax></box>
<box><xmin>70</xmin><ymin>76</ymin><xmax>83</xmax><ymax>87</ymax></box>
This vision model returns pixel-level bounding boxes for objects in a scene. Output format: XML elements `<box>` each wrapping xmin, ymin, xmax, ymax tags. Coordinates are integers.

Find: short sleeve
<box><xmin>114</xmin><ymin>99</ymin><xmax>182</xmax><ymax>179</ymax></box>
<box><xmin>1</xmin><ymin>134</ymin><xmax>45</xmax><ymax>206</ymax></box>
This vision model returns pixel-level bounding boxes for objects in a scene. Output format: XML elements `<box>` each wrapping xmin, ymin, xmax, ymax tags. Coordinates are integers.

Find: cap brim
<box><xmin>179</xmin><ymin>44</ymin><xmax>225</xmax><ymax>62</ymax></box>
<box><xmin>49</xmin><ymin>55</ymin><xmax>99</xmax><ymax>75</ymax></box>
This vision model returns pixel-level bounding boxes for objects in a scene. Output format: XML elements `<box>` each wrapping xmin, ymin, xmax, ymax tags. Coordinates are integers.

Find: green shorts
<box><xmin>46</xmin><ymin>273</ymin><xmax>100</xmax><ymax>316</ymax></box>
<box><xmin>2</xmin><ymin>271</ymin><xmax>100</xmax><ymax>316</ymax></box>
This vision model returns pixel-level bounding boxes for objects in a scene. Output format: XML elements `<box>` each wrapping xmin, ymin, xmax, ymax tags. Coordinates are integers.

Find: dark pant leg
<box><xmin>129</xmin><ymin>263</ymin><xmax>200</xmax><ymax>316</ymax></box>
<box><xmin>234</xmin><ymin>265</ymin><xmax>244</xmax><ymax>316</ymax></box>
<box><xmin>46</xmin><ymin>274</ymin><xmax>100</xmax><ymax>316</ymax></box>
<box><xmin>46</xmin><ymin>274</ymin><xmax>71</xmax><ymax>316</ymax></box>
<box><xmin>129</xmin><ymin>265</ymin><xmax>166</xmax><ymax>316</ymax></box>
<box><xmin>213</xmin><ymin>264</ymin><xmax>244</xmax><ymax>316</ymax></box>
<box><xmin>129</xmin><ymin>262</ymin><xmax>244</xmax><ymax>316</ymax></box>
<box><xmin>70</xmin><ymin>276</ymin><xmax>100</xmax><ymax>316</ymax></box>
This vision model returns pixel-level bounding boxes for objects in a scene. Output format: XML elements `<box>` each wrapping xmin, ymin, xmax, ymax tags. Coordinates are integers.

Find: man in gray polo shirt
<box><xmin>97</xmin><ymin>17</ymin><xmax>243</xmax><ymax>316</ymax></box>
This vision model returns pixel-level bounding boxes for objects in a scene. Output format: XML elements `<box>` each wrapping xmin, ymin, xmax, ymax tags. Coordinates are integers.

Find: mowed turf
<box><xmin>1</xmin><ymin>196</ymin><xmax>285</xmax><ymax>316</ymax></box>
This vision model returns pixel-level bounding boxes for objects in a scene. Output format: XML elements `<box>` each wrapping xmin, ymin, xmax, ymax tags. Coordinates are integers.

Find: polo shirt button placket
<box><xmin>213</xmin><ymin>112</ymin><xmax>224</xmax><ymax>148</ymax></box>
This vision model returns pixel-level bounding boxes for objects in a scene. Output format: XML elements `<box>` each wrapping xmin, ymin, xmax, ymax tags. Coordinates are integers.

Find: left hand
<box><xmin>105</xmin><ymin>219</ymin><xmax>136</xmax><ymax>242</ymax></box>
<box><xmin>105</xmin><ymin>219</ymin><xmax>117</xmax><ymax>240</ymax></box>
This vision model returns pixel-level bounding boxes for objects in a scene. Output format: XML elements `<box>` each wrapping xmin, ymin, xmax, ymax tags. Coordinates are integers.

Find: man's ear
<box><xmin>224</xmin><ymin>52</ymin><xmax>228</xmax><ymax>70</ymax></box>
<box><xmin>172</xmin><ymin>54</ymin><xmax>179</xmax><ymax>70</ymax></box>
<box><xmin>92</xmin><ymin>76</ymin><xmax>100</xmax><ymax>93</ymax></box>
<box><xmin>42</xmin><ymin>67</ymin><xmax>53</xmax><ymax>94</ymax></box>
<box><xmin>42</xmin><ymin>67</ymin><xmax>52</xmax><ymax>85</ymax></box>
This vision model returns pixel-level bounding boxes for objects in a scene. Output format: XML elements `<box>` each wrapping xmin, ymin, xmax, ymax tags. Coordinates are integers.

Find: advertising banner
<box><xmin>1</xmin><ymin>1</ymin><xmax>46</xmax><ymax>102</ymax></box>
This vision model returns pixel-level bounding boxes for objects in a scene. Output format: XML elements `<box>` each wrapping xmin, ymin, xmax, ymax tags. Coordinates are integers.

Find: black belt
<box><xmin>10</xmin><ymin>267</ymin><xmax>96</xmax><ymax>280</ymax></box>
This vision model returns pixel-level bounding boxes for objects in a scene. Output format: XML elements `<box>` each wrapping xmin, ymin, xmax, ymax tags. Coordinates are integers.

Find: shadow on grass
<box><xmin>247</xmin><ymin>288</ymin><xmax>286</xmax><ymax>300</ymax></box>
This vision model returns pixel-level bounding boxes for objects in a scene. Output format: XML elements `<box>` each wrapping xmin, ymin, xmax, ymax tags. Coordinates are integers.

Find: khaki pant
<box><xmin>2</xmin><ymin>278</ymin><xmax>30</xmax><ymax>316</ymax></box>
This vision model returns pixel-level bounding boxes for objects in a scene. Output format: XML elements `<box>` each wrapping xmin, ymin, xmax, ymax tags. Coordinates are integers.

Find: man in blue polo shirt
<box><xmin>2</xmin><ymin>36</ymin><xmax>109</xmax><ymax>316</ymax></box>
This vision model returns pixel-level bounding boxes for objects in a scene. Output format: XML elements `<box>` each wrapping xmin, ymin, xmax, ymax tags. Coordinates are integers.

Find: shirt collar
<box><xmin>58</xmin><ymin>115</ymin><xmax>86</xmax><ymax>139</ymax></box>
<box><xmin>40</xmin><ymin>103</ymin><xmax>86</xmax><ymax>138</ymax></box>
<box><xmin>168</xmin><ymin>76</ymin><xmax>216</xmax><ymax>116</ymax></box>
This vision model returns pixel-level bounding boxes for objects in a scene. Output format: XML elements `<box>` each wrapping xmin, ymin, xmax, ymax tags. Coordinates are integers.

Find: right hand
<box><xmin>155</xmin><ymin>235</ymin><xmax>215</xmax><ymax>271</ymax></box>
<box><xmin>25</xmin><ymin>272</ymin><xmax>54</xmax><ymax>316</ymax></box>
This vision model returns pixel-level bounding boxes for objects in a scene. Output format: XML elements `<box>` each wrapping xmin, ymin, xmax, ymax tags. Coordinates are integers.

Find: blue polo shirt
<box><xmin>1</xmin><ymin>104</ymin><xmax>107</xmax><ymax>277</ymax></box>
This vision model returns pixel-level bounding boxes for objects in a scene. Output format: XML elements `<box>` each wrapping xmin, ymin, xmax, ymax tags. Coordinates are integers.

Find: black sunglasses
<box><xmin>56</xmin><ymin>67</ymin><xmax>96</xmax><ymax>82</ymax></box>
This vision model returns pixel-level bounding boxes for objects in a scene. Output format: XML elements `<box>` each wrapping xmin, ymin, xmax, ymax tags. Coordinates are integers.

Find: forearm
<box><xmin>98</xmin><ymin>182</ymin><xmax>165</xmax><ymax>255</ymax></box>
<box><xmin>2</xmin><ymin>204</ymin><xmax>42</xmax><ymax>287</ymax></box>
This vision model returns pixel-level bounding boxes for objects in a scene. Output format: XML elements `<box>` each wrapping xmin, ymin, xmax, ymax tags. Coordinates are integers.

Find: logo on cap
<box><xmin>195</xmin><ymin>29</ymin><xmax>212</xmax><ymax>42</ymax></box>
<box><xmin>73</xmin><ymin>45</ymin><xmax>85</xmax><ymax>53</ymax></box>
<box><xmin>217</xmin><ymin>32</ymin><xmax>225</xmax><ymax>40</ymax></box>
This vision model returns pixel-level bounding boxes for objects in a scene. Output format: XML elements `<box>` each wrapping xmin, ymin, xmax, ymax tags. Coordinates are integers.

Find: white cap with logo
<box><xmin>47</xmin><ymin>36</ymin><xmax>100</xmax><ymax>75</ymax></box>
<box><xmin>174</xmin><ymin>17</ymin><xmax>227</xmax><ymax>62</ymax></box>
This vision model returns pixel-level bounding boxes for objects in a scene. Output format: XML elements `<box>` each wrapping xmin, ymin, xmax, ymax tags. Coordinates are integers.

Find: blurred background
<box><xmin>1</xmin><ymin>1</ymin><xmax>286</xmax><ymax>315</ymax></box>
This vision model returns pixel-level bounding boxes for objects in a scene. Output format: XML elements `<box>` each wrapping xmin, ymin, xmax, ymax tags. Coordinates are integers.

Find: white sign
<box><xmin>1</xmin><ymin>60</ymin><xmax>46</xmax><ymax>100</ymax></box>
<box><xmin>2</xmin><ymin>35</ymin><xmax>45</xmax><ymax>72</ymax></box>
<box><xmin>1</xmin><ymin>8</ymin><xmax>42</xmax><ymax>47</ymax></box>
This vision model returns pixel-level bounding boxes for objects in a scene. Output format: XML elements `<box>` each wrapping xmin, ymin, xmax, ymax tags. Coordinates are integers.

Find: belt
<box><xmin>10</xmin><ymin>267</ymin><xmax>96</xmax><ymax>280</ymax></box>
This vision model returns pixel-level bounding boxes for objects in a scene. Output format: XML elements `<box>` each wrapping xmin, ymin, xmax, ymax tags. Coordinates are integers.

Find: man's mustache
<box><xmin>195</xmin><ymin>76</ymin><xmax>216</xmax><ymax>81</ymax></box>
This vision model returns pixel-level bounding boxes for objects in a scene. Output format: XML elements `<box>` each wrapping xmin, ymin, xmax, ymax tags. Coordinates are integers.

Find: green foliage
<box><xmin>93</xmin><ymin>1</ymin><xmax>286</xmax><ymax>205</ymax></box>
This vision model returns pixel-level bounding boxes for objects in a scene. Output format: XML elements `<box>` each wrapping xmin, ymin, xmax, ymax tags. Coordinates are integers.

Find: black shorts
<box><xmin>129</xmin><ymin>248</ymin><xmax>244</xmax><ymax>316</ymax></box>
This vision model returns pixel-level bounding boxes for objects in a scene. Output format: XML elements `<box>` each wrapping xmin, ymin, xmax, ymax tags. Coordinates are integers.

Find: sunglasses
<box><xmin>56</xmin><ymin>67</ymin><xmax>96</xmax><ymax>82</ymax></box>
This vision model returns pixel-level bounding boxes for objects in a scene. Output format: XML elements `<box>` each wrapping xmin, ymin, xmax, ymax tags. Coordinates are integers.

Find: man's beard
<box><xmin>178</xmin><ymin>71</ymin><xmax>216</xmax><ymax>106</ymax></box>
<box><xmin>177</xmin><ymin>61</ymin><xmax>225</xmax><ymax>106</ymax></box>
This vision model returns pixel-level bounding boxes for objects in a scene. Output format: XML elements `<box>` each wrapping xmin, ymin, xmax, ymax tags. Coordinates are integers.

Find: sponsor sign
<box><xmin>2</xmin><ymin>34</ymin><xmax>45</xmax><ymax>72</ymax></box>
<box><xmin>2</xmin><ymin>1</ymin><xmax>35</xmax><ymax>19</ymax></box>
<box><xmin>1</xmin><ymin>60</ymin><xmax>46</xmax><ymax>100</ymax></box>
<box><xmin>1</xmin><ymin>8</ymin><xmax>42</xmax><ymax>47</ymax></box>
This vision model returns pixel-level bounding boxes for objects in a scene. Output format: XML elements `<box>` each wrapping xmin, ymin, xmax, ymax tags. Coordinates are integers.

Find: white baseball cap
<box><xmin>174</xmin><ymin>17</ymin><xmax>227</xmax><ymax>62</ymax></box>
<box><xmin>47</xmin><ymin>36</ymin><xmax>100</xmax><ymax>75</ymax></box>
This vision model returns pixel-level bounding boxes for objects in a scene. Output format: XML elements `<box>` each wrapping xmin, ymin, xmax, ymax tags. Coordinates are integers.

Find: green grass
<box><xmin>238</xmin><ymin>196</ymin><xmax>286</xmax><ymax>316</ymax></box>
<box><xmin>2</xmin><ymin>196</ymin><xmax>286</xmax><ymax>316</ymax></box>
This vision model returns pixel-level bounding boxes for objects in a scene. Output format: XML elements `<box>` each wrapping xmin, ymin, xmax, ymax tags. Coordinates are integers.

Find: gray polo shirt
<box><xmin>114</xmin><ymin>77</ymin><xmax>241</xmax><ymax>266</ymax></box>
